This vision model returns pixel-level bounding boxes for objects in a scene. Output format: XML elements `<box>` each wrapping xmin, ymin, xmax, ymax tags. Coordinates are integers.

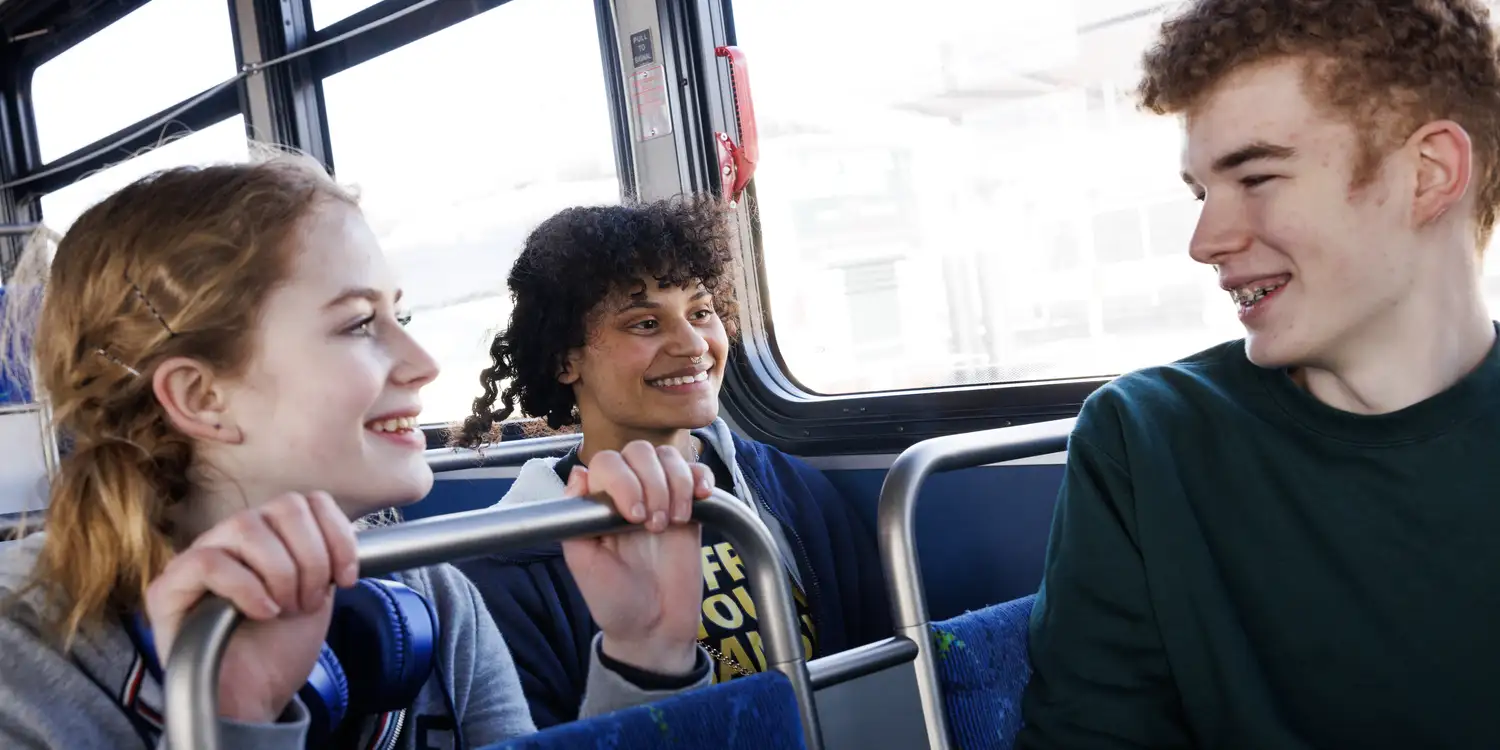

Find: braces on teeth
<box><xmin>1232</xmin><ymin>284</ymin><xmax>1281</xmax><ymax>305</ymax></box>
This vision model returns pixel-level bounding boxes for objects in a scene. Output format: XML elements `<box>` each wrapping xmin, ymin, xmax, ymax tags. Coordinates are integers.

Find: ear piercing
<box><xmin>690</xmin><ymin>355</ymin><xmax>704</xmax><ymax>364</ymax></box>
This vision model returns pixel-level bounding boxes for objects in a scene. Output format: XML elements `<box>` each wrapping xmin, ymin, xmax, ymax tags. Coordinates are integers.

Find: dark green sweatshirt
<box><xmin>1019</xmin><ymin>331</ymin><xmax>1500</xmax><ymax>750</ymax></box>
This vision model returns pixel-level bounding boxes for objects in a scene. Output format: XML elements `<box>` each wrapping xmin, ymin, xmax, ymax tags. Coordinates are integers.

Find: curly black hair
<box><xmin>449</xmin><ymin>196</ymin><xmax>740</xmax><ymax>449</ymax></box>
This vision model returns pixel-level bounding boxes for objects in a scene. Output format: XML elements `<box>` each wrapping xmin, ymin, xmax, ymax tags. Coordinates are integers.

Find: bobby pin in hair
<box><xmin>126</xmin><ymin>276</ymin><xmax>175</xmax><ymax>337</ymax></box>
<box><xmin>95</xmin><ymin>349</ymin><xmax>141</xmax><ymax>378</ymax></box>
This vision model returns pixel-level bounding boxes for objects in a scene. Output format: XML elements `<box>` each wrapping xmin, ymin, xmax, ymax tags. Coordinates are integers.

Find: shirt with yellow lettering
<box><xmin>552</xmin><ymin>443</ymin><xmax>818</xmax><ymax>683</ymax></box>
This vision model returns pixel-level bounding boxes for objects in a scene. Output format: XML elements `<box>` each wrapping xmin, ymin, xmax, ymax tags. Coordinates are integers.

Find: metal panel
<box><xmin>610</xmin><ymin>0</ymin><xmax>685</xmax><ymax>200</ymax></box>
<box><xmin>813</xmin><ymin>658</ymin><xmax>931</xmax><ymax>750</ymax></box>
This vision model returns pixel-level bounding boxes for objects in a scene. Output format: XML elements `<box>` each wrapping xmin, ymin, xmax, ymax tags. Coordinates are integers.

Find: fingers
<box><xmin>690</xmin><ymin>463</ymin><xmax>714</xmax><ymax>499</ymax></box>
<box><xmin>259</xmin><ymin>496</ymin><xmax>333</xmax><ymax>614</ymax></box>
<box><xmin>306</xmin><ymin>491</ymin><xmax>360</xmax><ymax>589</ymax></box>
<box><xmin>145</xmin><ymin>545</ymin><xmax>283</xmax><ymax>659</ymax></box>
<box><xmin>586</xmin><ymin>451</ymin><xmax>647</xmax><ymax>524</ymax></box>
<box><xmin>621</xmin><ymin>441</ymin><xmax>671</xmax><ymax>532</ymax></box>
<box><xmin>656</xmin><ymin>445</ymin><xmax>695</xmax><ymax>524</ymax></box>
<box><xmin>581</xmin><ymin>443</ymin><xmax>709</xmax><ymax>529</ymax></box>
<box><xmin>170</xmin><ymin>492</ymin><xmax>357</xmax><ymax>619</ymax></box>
<box><xmin>197</xmin><ymin>510</ymin><xmax>300</xmax><ymax>615</ymax></box>
<box><xmin>564</xmin><ymin>466</ymin><xmax>583</xmax><ymax>497</ymax></box>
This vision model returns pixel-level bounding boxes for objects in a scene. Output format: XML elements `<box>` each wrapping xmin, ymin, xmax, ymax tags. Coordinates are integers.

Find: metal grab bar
<box><xmin>876</xmin><ymin>418</ymin><xmax>1076</xmax><ymax>750</ymax></box>
<box><xmin>807</xmin><ymin>636</ymin><xmax>918</xmax><ymax>691</ymax></box>
<box><xmin>425</xmin><ymin>434</ymin><xmax>579</xmax><ymax>473</ymax></box>
<box><xmin>164</xmin><ymin>490</ymin><xmax>822</xmax><ymax>750</ymax></box>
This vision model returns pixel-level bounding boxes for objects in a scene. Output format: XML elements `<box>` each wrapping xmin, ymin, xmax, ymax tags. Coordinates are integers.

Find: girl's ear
<box><xmin>152</xmin><ymin>356</ymin><xmax>243</xmax><ymax>444</ymax></box>
<box><xmin>558</xmin><ymin>348</ymin><xmax>582</xmax><ymax>385</ymax></box>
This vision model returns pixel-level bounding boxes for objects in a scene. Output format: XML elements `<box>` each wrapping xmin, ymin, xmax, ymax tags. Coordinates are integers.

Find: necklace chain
<box><xmin>687</xmin><ymin>435</ymin><xmax>749</xmax><ymax>678</ymax></box>
<box><xmin>701</xmin><ymin>641</ymin><xmax>754</xmax><ymax>677</ymax></box>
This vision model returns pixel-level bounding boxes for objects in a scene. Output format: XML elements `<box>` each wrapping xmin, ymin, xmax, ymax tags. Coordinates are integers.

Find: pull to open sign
<box><xmin>630</xmin><ymin>29</ymin><xmax>654</xmax><ymax>67</ymax></box>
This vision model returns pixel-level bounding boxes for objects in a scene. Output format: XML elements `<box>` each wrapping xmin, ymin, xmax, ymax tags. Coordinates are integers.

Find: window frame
<box><xmin>707</xmin><ymin>0</ymin><xmax>1109</xmax><ymax>455</ymax></box>
<box><xmin>6</xmin><ymin>0</ymin><xmax>244</xmax><ymax>206</ymax></box>
<box><xmin>2</xmin><ymin>0</ymin><xmax>1115</xmax><ymax>457</ymax></box>
<box><xmin>304</xmin><ymin>0</ymin><xmax>636</xmax><ymax>444</ymax></box>
<box><xmin>307</xmin><ymin>0</ymin><xmax>636</xmax><ymax>198</ymax></box>
<box><xmin>1</xmin><ymin>0</ymin><xmax>635</xmax><ymax>444</ymax></box>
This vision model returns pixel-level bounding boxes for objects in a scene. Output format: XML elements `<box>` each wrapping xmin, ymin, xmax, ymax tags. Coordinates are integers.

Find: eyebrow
<box><xmin>614</xmin><ymin>287</ymin><xmax>710</xmax><ymax>314</ymax></box>
<box><xmin>324</xmin><ymin>287</ymin><xmax>403</xmax><ymax>310</ymax></box>
<box><xmin>1182</xmin><ymin>141</ymin><xmax>1298</xmax><ymax>184</ymax></box>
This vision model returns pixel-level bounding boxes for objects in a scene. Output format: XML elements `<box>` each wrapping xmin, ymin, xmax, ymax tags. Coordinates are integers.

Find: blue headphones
<box><xmin>123</xmin><ymin>577</ymin><xmax>450</xmax><ymax>749</ymax></box>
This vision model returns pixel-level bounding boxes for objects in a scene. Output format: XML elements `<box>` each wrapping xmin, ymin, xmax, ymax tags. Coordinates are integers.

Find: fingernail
<box><xmin>631</xmin><ymin>504</ymin><xmax>646</xmax><ymax>522</ymax></box>
<box><xmin>264</xmin><ymin>598</ymin><xmax>282</xmax><ymax>617</ymax></box>
<box><xmin>652</xmin><ymin>510</ymin><xmax>667</xmax><ymax>530</ymax></box>
<box><xmin>674</xmin><ymin>506</ymin><xmax>691</xmax><ymax>523</ymax></box>
<box><xmin>344</xmin><ymin>563</ymin><xmax>359</xmax><ymax>584</ymax></box>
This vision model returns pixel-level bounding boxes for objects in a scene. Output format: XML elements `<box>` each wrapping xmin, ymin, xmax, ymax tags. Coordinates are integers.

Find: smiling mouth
<box><xmin>646</xmin><ymin>357</ymin><xmax>716</xmax><ymax>388</ymax></box>
<box><xmin>366</xmin><ymin>416</ymin><xmax>420</xmax><ymax>433</ymax></box>
<box><xmin>647</xmin><ymin>370</ymin><xmax>710</xmax><ymax>388</ymax></box>
<box><xmin>1228</xmin><ymin>276</ymin><xmax>1290</xmax><ymax>311</ymax></box>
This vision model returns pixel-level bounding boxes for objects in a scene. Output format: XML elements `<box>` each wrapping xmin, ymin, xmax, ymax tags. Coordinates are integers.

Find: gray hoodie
<box><xmin>0</xmin><ymin>530</ymin><xmax>710</xmax><ymax>749</ymax></box>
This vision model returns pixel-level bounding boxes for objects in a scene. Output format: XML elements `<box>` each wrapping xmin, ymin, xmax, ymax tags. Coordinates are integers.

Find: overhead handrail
<box><xmin>164</xmin><ymin>489</ymin><xmax>822</xmax><ymax>750</ymax></box>
<box><xmin>876</xmin><ymin>418</ymin><xmax>1076</xmax><ymax>750</ymax></box>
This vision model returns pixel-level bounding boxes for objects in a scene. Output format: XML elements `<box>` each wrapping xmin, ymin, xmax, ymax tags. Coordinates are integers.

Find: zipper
<box><xmin>740</xmin><ymin>464</ymin><xmax>823</xmax><ymax>642</ymax></box>
<box><xmin>377</xmin><ymin>709</ymin><xmax>406</xmax><ymax>750</ymax></box>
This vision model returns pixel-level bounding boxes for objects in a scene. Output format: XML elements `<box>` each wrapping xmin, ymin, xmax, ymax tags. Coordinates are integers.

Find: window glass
<box><xmin>311</xmin><ymin>0</ymin><xmax>385</xmax><ymax>29</ymax></box>
<box><xmin>737</xmin><ymin>0</ymin><xmax>1242</xmax><ymax>394</ymax></box>
<box><xmin>743</xmin><ymin>1</ymin><xmax>1500</xmax><ymax>395</ymax></box>
<box><xmin>30</xmin><ymin>0</ymin><xmax>238</xmax><ymax>163</ymax></box>
<box><xmin>322</xmin><ymin>0</ymin><xmax>617</xmax><ymax>425</ymax></box>
<box><xmin>40</xmin><ymin>117</ymin><xmax>251</xmax><ymax>233</ymax></box>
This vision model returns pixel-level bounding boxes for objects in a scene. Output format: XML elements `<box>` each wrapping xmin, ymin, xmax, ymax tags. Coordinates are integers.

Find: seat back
<box><xmin>0</xmin><ymin>287</ymin><xmax>32</xmax><ymax>406</ymax></box>
<box><xmin>929</xmin><ymin>594</ymin><xmax>1035</xmax><ymax>750</ymax></box>
<box><xmin>0</xmin><ymin>288</ymin><xmax>50</xmax><ymax>529</ymax></box>
<box><xmin>480</xmin><ymin>671</ymin><xmax>808</xmax><ymax>750</ymax></box>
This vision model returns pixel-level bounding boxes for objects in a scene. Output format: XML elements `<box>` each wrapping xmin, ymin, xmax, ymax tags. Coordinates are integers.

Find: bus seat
<box><xmin>929</xmin><ymin>594</ymin><xmax>1035</xmax><ymax>750</ymax></box>
<box><xmin>480</xmin><ymin>671</ymin><xmax>807</xmax><ymax>750</ymax></box>
<box><xmin>0</xmin><ymin>288</ymin><xmax>34</xmax><ymax>406</ymax></box>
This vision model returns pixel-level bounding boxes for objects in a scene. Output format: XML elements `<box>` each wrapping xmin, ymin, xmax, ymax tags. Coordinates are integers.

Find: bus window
<box><xmin>733</xmin><ymin>0</ymin><xmax>1240</xmax><ymax>395</ymax></box>
<box><xmin>29</xmin><ymin>0</ymin><xmax>237</xmax><ymax>163</ymax></box>
<box><xmin>39</xmin><ymin>117</ymin><xmax>251</xmax><ymax>233</ymax></box>
<box><xmin>321</xmin><ymin>0</ymin><xmax>617</xmax><ymax>426</ymax></box>
<box><xmin>311</xmin><ymin>0</ymin><xmax>385</xmax><ymax>30</ymax></box>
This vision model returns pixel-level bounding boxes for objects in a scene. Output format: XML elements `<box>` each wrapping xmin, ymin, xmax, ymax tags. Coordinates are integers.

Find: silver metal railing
<box><xmin>876</xmin><ymin>418</ymin><xmax>1075</xmax><ymax>750</ymax></box>
<box><xmin>164</xmin><ymin>489</ymin><xmax>822</xmax><ymax>749</ymax></box>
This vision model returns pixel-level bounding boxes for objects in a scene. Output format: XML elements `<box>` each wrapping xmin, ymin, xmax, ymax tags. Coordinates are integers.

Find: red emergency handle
<box><xmin>714</xmin><ymin>46</ymin><xmax>758</xmax><ymax>204</ymax></box>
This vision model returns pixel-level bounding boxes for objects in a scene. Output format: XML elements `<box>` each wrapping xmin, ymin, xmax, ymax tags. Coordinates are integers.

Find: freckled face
<box><xmin>216</xmin><ymin>202</ymin><xmax>440</xmax><ymax>514</ymax></box>
<box><xmin>1183</xmin><ymin>59</ymin><xmax>1418</xmax><ymax>369</ymax></box>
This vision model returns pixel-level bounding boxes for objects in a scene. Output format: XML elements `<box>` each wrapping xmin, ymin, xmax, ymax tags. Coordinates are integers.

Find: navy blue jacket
<box><xmin>455</xmin><ymin>423</ymin><xmax>892</xmax><ymax>728</ymax></box>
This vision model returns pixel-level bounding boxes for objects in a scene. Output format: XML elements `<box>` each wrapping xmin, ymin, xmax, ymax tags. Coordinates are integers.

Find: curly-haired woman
<box><xmin>450</xmin><ymin>196</ymin><xmax>891</xmax><ymax>728</ymax></box>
